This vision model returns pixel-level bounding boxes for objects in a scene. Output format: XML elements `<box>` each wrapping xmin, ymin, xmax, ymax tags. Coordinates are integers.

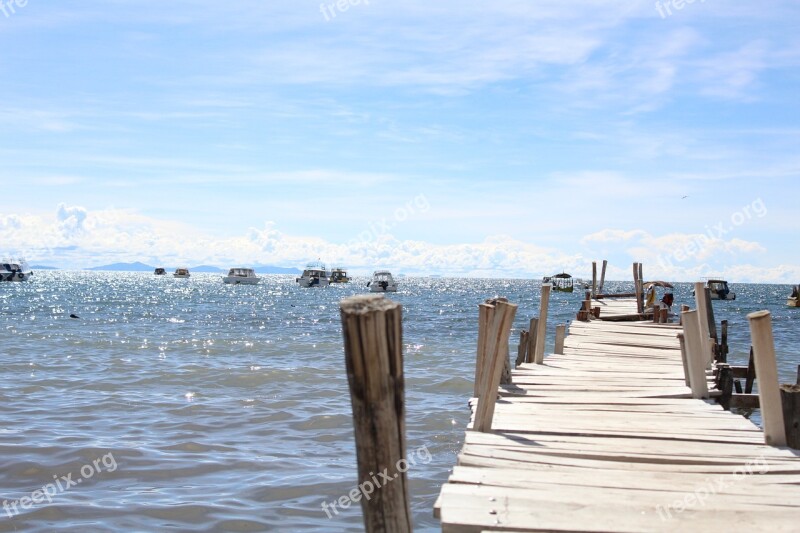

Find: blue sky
<box><xmin>1</xmin><ymin>1</ymin><xmax>799</xmax><ymax>280</ymax></box>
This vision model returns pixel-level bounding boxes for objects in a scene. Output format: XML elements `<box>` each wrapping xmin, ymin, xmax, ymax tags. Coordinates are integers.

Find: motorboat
<box><xmin>223</xmin><ymin>267</ymin><xmax>260</xmax><ymax>285</ymax></box>
<box><xmin>543</xmin><ymin>272</ymin><xmax>574</xmax><ymax>293</ymax></box>
<box><xmin>788</xmin><ymin>285</ymin><xmax>800</xmax><ymax>307</ymax></box>
<box><xmin>1</xmin><ymin>258</ymin><xmax>33</xmax><ymax>282</ymax></box>
<box><xmin>154</xmin><ymin>267</ymin><xmax>167</xmax><ymax>275</ymax></box>
<box><xmin>296</xmin><ymin>261</ymin><xmax>329</xmax><ymax>287</ymax></box>
<box><xmin>330</xmin><ymin>267</ymin><xmax>349</xmax><ymax>284</ymax></box>
<box><xmin>368</xmin><ymin>270</ymin><xmax>397</xmax><ymax>292</ymax></box>
<box><xmin>173</xmin><ymin>267</ymin><xmax>191</xmax><ymax>278</ymax></box>
<box><xmin>693</xmin><ymin>279</ymin><xmax>735</xmax><ymax>300</ymax></box>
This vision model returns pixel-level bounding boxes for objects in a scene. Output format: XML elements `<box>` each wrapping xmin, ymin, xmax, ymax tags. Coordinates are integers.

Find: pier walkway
<box><xmin>436</xmin><ymin>302</ymin><xmax>800</xmax><ymax>532</ymax></box>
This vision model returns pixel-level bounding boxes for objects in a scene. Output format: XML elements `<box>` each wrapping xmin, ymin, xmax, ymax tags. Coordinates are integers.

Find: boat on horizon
<box><xmin>788</xmin><ymin>285</ymin><xmax>800</xmax><ymax>307</ymax></box>
<box><xmin>542</xmin><ymin>272</ymin><xmax>574</xmax><ymax>293</ymax></box>
<box><xmin>693</xmin><ymin>278</ymin><xmax>735</xmax><ymax>301</ymax></box>
<box><xmin>223</xmin><ymin>267</ymin><xmax>260</xmax><ymax>285</ymax></box>
<box><xmin>173</xmin><ymin>267</ymin><xmax>190</xmax><ymax>278</ymax></box>
<box><xmin>368</xmin><ymin>270</ymin><xmax>398</xmax><ymax>292</ymax></box>
<box><xmin>154</xmin><ymin>267</ymin><xmax>167</xmax><ymax>275</ymax></box>
<box><xmin>329</xmin><ymin>267</ymin><xmax>349</xmax><ymax>284</ymax></box>
<box><xmin>1</xmin><ymin>258</ymin><xmax>33</xmax><ymax>282</ymax></box>
<box><xmin>296</xmin><ymin>261</ymin><xmax>329</xmax><ymax>288</ymax></box>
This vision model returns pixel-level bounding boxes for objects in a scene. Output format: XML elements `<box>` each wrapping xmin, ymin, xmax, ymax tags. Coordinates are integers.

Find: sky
<box><xmin>1</xmin><ymin>0</ymin><xmax>799</xmax><ymax>281</ymax></box>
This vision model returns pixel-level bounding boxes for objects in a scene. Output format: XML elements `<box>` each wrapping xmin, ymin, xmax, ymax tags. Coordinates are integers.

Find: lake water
<box><xmin>2</xmin><ymin>272</ymin><xmax>798</xmax><ymax>531</ymax></box>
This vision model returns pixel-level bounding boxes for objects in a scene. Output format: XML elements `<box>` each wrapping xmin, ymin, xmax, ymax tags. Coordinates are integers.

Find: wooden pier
<box><xmin>435</xmin><ymin>297</ymin><xmax>800</xmax><ymax>532</ymax></box>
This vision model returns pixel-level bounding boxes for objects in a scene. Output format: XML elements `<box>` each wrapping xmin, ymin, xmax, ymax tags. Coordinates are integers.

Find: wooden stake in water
<box><xmin>598</xmin><ymin>259</ymin><xmax>607</xmax><ymax>294</ymax></box>
<box><xmin>534</xmin><ymin>284</ymin><xmax>551</xmax><ymax>364</ymax></box>
<box><xmin>474</xmin><ymin>300</ymin><xmax>518</xmax><ymax>432</ymax></box>
<box><xmin>340</xmin><ymin>295</ymin><xmax>412</xmax><ymax>532</ymax></box>
<box><xmin>747</xmin><ymin>310</ymin><xmax>787</xmax><ymax>447</ymax></box>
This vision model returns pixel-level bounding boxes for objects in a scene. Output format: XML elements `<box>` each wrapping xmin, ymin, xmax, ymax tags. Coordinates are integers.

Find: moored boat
<box><xmin>154</xmin><ymin>267</ymin><xmax>167</xmax><ymax>275</ymax></box>
<box><xmin>223</xmin><ymin>267</ymin><xmax>260</xmax><ymax>285</ymax></box>
<box><xmin>296</xmin><ymin>261</ymin><xmax>329</xmax><ymax>287</ymax></box>
<box><xmin>1</xmin><ymin>258</ymin><xmax>33</xmax><ymax>281</ymax></box>
<box><xmin>330</xmin><ymin>267</ymin><xmax>349</xmax><ymax>284</ymax></box>
<box><xmin>543</xmin><ymin>272</ymin><xmax>574</xmax><ymax>293</ymax></box>
<box><xmin>693</xmin><ymin>278</ymin><xmax>735</xmax><ymax>300</ymax></box>
<box><xmin>368</xmin><ymin>270</ymin><xmax>398</xmax><ymax>292</ymax></box>
<box><xmin>788</xmin><ymin>285</ymin><xmax>800</xmax><ymax>307</ymax></box>
<box><xmin>173</xmin><ymin>267</ymin><xmax>191</xmax><ymax>278</ymax></box>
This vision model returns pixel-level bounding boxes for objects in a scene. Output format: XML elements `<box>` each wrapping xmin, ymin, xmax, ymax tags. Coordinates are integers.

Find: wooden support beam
<box><xmin>782</xmin><ymin>384</ymin><xmax>800</xmax><ymax>450</ymax></box>
<box><xmin>515</xmin><ymin>330</ymin><xmax>528</xmax><ymax>368</ymax></box>
<box><xmin>747</xmin><ymin>310</ymin><xmax>787</xmax><ymax>447</ymax></box>
<box><xmin>659</xmin><ymin>307</ymin><xmax>669</xmax><ymax>324</ymax></box>
<box><xmin>677</xmin><ymin>333</ymin><xmax>690</xmax><ymax>387</ymax></box>
<box><xmin>730</xmin><ymin>393</ymin><xmax>760</xmax><ymax>409</ymax></box>
<box><xmin>745</xmin><ymin>347</ymin><xmax>756</xmax><ymax>394</ymax></box>
<box><xmin>693</xmin><ymin>282</ymin><xmax>714</xmax><ymax>368</ymax></box>
<box><xmin>473</xmin><ymin>303</ymin><xmax>492</xmax><ymax>398</ymax></box>
<box><xmin>719</xmin><ymin>320</ymin><xmax>729</xmax><ymax>364</ymax></box>
<box><xmin>534</xmin><ymin>285</ymin><xmax>551</xmax><ymax>364</ymax></box>
<box><xmin>554</xmin><ymin>324</ymin><xmax>566</xmax><ymax>355</ymax></box>
<box><xmin>681</xmin><ymin>310</ymin><xmax>709</xmax><ymax>399</ymax></box>
<box><xmin>591</xmin><ymin>261</ymin><xmax>597</xmax><ymax>298</ymax></box>
<box><xmin>474</xmin><ymin>300</ymin><xmax>518</xmax><ymax>432</ymax></box>
<box><xmin>339</xmin><ymin>294</ymin><xmax>411</xmax><ymax>532</ymax></box>
<box><xmin>526</xmin><ymin>318</ymin><xmax>537</xmax><ymax>364</ymax></box>
<box><xmin>717</xmin><ymin>364</ymin><xmax>733</xmax><ymax>411</ymax></box>
<box><xmin>598</xmin><ymin>259</ymin><xmax>607</xmax><ymax>294</ymax></box>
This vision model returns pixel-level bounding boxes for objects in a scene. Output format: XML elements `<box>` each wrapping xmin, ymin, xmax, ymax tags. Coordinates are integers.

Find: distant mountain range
<box><xmin>84</xmin><ymin>262</ymin><xmax>301</xmax><ymax>274</ymax></box>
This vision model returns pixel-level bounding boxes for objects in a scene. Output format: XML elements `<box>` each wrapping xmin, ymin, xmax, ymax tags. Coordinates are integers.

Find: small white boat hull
<box><xmin>223</xmin><ymin>277</ymin><xmax>260</xmax><ymax>285</ymax></box>
<box><xmin>1</xmin><ymin>271</ymin><xmax>32</xmax><ymax>282</ymax></box>
<box><xmin>788</xmin><ymin>297</ymin><xmax>800</xmax><ymax>308</ymax></box>
<box><xmin>297</xmin><ymin>277</ymin><xmax>329</xmax><ymax>288</ymax></box>
<box><xmin>709</xmin><ymin>292</ymin><xmax>736</xmax><ymax>301</ymax></box>
<box><xmin>370</xmin><ymin>284</ymin><xmax>397</xmax><ymax>293</ymax></box>
<box><xmin>173</xmin><ymin>274</ymin><xmax>190</xmax><ymax>278</ymax></box>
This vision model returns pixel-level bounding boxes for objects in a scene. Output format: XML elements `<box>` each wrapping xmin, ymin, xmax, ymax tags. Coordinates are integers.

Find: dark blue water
<box><xmin>1</xmin><ymin>273</ymin><xmax>797</xmax><ymax>531</ymax></box>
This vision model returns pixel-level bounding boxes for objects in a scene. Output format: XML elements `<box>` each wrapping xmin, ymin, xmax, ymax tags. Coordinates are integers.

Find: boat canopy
<box><xmin>305</xmin><ymin>261</ymin><xmax>326</xmax><ymax>272</ymax></box>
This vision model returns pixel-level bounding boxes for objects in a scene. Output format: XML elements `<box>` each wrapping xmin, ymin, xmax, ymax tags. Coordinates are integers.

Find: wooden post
<box><xmin>718</xmin><ymin>364</ymin><xmax>733</xmax><ymax>411</ymax></box>
<box><xmin>747</xmin><ymin>310</ymin><xmax>787</xmax><ymax>447</ymax></box>
<box><xmin>591</xmin><ymin>261</ymin><xmax>597</xmax><ymax>298</ymax></box>
<box><xmin>554</xmin><ymin>324</ymin><xmax>566</xmax><ymax>355</ymax></box>
<box><xmin>720</xmin><ymin>320</ymin><xmax>729</xmax><ymax>364</ymax></box>
<box><xmin>339</xmin><ymin>295</ymin><xmax>411</xmax><ymax>532</ymax></box>
<box><xmin>745</xmin><ymin>347</ymin><xmax>756</xmax><ymax>394</ymax></box>
<box><xmin>526</xmin><ymin>318</ymin><xmax>537</xmax><ymax>364</ymax></box>
<box><xmin>635</xmin><ymin>278</ymin><xmax>644</xmax><ymax>314</ymax></box>
<box><xmin>598</xmin><ymin>260</ymin><xmax>607</xmax><ymax>294</ymax></box>
<box><xmin>682</xmin><ymin>310</ymin><xmax>709</xmax><ymax>399</ymax></box>
<box><xmin>534</xmin><ymin>285</ymin><xmax>551</xmax><ymax>364</ymax></box>
<box><xmin>473</xmin><ymin>303</ymin><xmax>492</xmax><ymax>398</ymax></box>
<box><xmin>677</xmin><ymin>333</ymin><xmax>690</xmax><ymax>387</ymax></box>
<box><xmin>515</xmin><ymin>330</ymin><xmax>529</xmax><ymax>367</ymax></box>
<box><xmin>659</xmin><ymin>307</ymin><xmax>668</xmax><ymax>324</ymax></box>
<box><xmin>703</xmin><ymin>288</ymin><xmax>718</xmax><ymax>344</ymax></box>
<box><xmin>500</xmin><ymin>344</ymin><xmax>512</xmax><ymax>385</ymax></box>
<box><xmin>693</xmin><ymin>282</ymin><xmax>714</xmax><ymax>368</ymax></box>
<box><xmin>474</xmin><ymin>300</ymin><xmax>518</xmax><ymax>432</ymax></box>
<box><xmin>781</xmin><ymin>384</ymin><xmax>800</xmax><ymax>450</ymax></box>
<box><xmin>638</xmin><ymin>263</ymin><xmax>643</xmax><ymax>287</ymax></box>
<box><xmin>679</xmin><ymin>304</ymin><xmax>690</xmax><ymax>325</ymax></box>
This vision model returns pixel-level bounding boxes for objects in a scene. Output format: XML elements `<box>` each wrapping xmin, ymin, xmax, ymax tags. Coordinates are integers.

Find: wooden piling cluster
<box><xmin>436</xmin><ymin>275</ymin><xmax>800</xmax><ymax>531</ymax></box>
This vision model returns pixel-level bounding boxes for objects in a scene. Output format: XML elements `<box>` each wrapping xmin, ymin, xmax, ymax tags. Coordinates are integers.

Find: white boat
<box><xmin>330</xmin><ymin>267</ymin><xmax>349</xmax><ymax>284</ymax></box>
<box><xmin>296</xmin><ymin>261</ymin><xmax>329</xmax><ymax>287</ymax></box>
<box><xmin>1</xmin><ymin>258</ymin><xmax>33</xmax><ymax>282</ymax></box>
<box><xmin>173</xmin><ymin>267</ymin><xmax>191</xmax><ymax>278</ymax></box>
<box><xmin>694</xmin><ymin>278</ymin><xmax>735</xmax><ymax>301</ymax></box>
<box><xmin>788</xmin><ymin>285</ymin><xmax>800</xmax><ymax>307</ymax></box>
<box><xmin>223</xmin><ymin>267</ymin><xmax>260</xmax><ymax>285</ymax></box>
<box><xmin>368</xmin><ymin>270</ymin><xmax>398</xmax><ymax>292</ymax></box>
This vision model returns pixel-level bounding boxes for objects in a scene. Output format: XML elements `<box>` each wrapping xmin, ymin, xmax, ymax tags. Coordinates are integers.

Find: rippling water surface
<box><xmin>1</xmin><ymin>273</ymin><xmax>798</xmax><ymax>531</ymax></box>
